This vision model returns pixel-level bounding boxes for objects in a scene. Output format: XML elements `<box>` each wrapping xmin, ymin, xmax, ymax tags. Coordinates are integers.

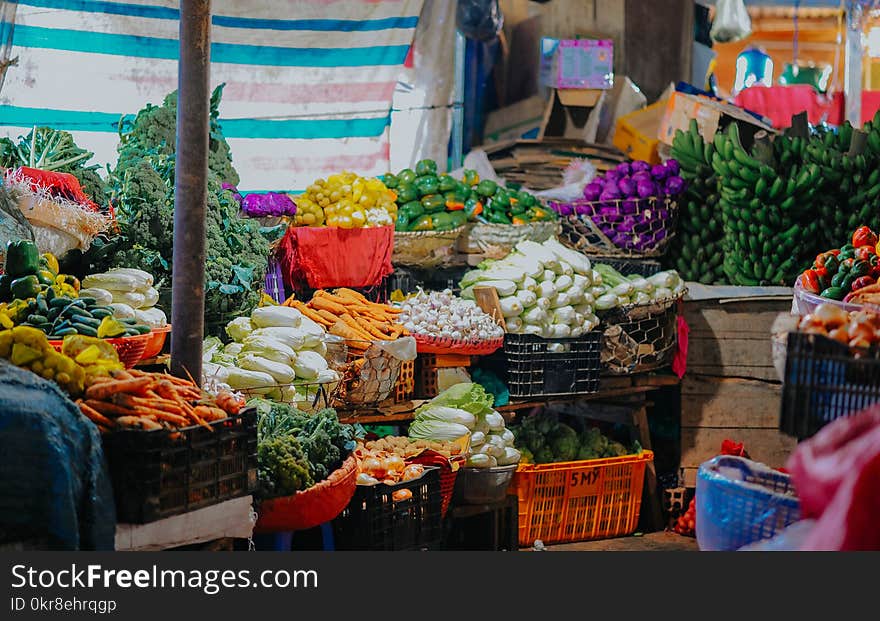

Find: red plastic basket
<box><xmin>254</xmin><ymin>454</ymin><xmax>358</xmax><ymax>533</ymax></box>
<box><xmin>413</xmin><ymin>333</ymin><xmax>504</xmax><ymax>355</ymax></box>
<box><xmin>141</xmin><ymin>325</ymin><xmax>171</xmax><ymax>360</ymax></box>
<box><xmin>48</xmin><ymin>332</ymin><xmax>152</xmax><ymax>369</ymax></box>
<box><xmin>408</xmin><ymin>450</ymin><xmax>466</xmax><ymax>517</ymax></box>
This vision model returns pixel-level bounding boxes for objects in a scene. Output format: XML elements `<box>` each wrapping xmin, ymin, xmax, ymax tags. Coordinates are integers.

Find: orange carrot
<box><xmin>309</xmin><ymin>296</ymin><xmax>349</xmax><ymax>315</ymax></box>
<box><xmin>85</xmin><ymin>377</ymin><xmax>154</xmax><ymax>400</ymax></box>
<box><xmin>85</xmin><ymin>399</ymin><xmax>136</xmax><ymax>417</ymax></box>
<box><xmin>78</xmin><ymin>402</ymin><xmax>115</xmax><ymax>428</ymax></box>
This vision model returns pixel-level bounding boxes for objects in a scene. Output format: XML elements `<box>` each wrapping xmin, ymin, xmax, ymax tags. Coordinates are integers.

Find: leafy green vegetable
<box><xmin>511</xmin><ymin>411</ymin><xmax>642</xmax><ymax>464</ymax></box>
<box><xmin>415</xmin><ymin>382</ymin><xmax>495</xmax><ymax>419</ymax></box>
<box><xmin>105</xmin><ymin>85</ymin><xmax>270</xmax><ymax>326</ymax></box>
<box><xmin>549</xmin><ymin>423</ymin><xmax>579</xmax><ymax>462</ymax></box>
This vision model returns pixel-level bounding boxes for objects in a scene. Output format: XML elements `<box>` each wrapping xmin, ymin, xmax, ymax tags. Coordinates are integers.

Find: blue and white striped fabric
<box><xmin>0</xmin><ymin>0</ymin><xmax>424</xmax><ymax>192</ymax></box>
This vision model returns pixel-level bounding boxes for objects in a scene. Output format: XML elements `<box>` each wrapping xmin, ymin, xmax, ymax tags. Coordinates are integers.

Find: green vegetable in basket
<box><xmin>415</xmin><ymin>175</ymin><xmax>440</xmax><ymax>197</ymax></box>
<box><xmin>415</xmin><ymin>159</ymin><xmax>438</xmax><ymax>177</ymax></box>
<box><xmin>421</xmin><ymin>194</ymin><xmax>446</xmax><ymax>213</ymax></box>
<box><xmin>396</xmin><ymin>183</ymin><xmax>418</xmax><ymax>204</ymax></box>
<box><xmin>257</xmin><ymin>436</ymin><xmax>313</xmax><ymax>498</ymax></box>
<box><xmin>438</xmin><ymin>174</ymin><xmax>457</xmax><ymax>193</ymax></box>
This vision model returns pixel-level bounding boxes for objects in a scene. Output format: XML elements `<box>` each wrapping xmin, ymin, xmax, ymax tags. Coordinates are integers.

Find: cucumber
<box><xmin>46</xmin><ymin>286</ymin><xmax>56</xmax><ymax>302</ymax></box>
<box><xmin>49</xmin><ymin>296</ymin><xmax>72</xmax><ymax>309</ymax></box>
<box><xmin>78</xmin><ymin>297</ymin><xmax>97</xmax><ymax>307</ymax></box>
<box><xmin>51</xmin><ymin>327</ymin><xmax>78</xmax><ymax>338</ymax></box>
<box><xmin>71</xmin><ymin>315</ymin><xmax>101</xmax><ymax>329</ymax></box>
<box><xmin>74</xmin><ymin>325</ymin><xmax>98</xmax><ymax>337</ymax></box>
<box><xmin>36</xmin><ymin>297</ymin><xmax>48</xmax><ymax>315</ymax></box>
<box><xmin>119</xmin><ymin>318</ymin><xmax>140</xmax><ymax>326</ymax></box>
<box><xmin>27</xmin><ymin>314</ymin><xmax>48</xmax><ymax>325</ymax></box>
<box><xmin>53</xmin><ymin>320</ymin><xmax>71</xmax><ymax>332</ymax></box>
<box><xmin>123</xmin><ymin>328</ymin><xmax>141</xmax><ymax>337</ymax></box>
<box><xmin>38</xmin><ymin>323</ymin><xmax>54</xmax><ymax>333</ymax></box>
<box><xmin>64</xmin><ymin>306</ymin><xmax>93</xmax><ymax>319</ymax></box>
<box><xmin>90</xmin><ymin>308</ymin><xmax>113</xmax><ymax>319</ymax></box>
<box><xmin>131</xmin><ymin>324</ymin><xmax>151</xmax><ymax>335</ymax></box>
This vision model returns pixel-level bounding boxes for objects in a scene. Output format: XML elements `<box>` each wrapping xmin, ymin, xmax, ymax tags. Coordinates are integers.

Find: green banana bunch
<box><xmin>714</xmin><ymin>123</ymin><xmax>820</xmax><ymax>286</ymax></box>
<box><xmin>667</xmin><ymin>119</ymin><xmax>726</xmax><ymax>284</ymax></box>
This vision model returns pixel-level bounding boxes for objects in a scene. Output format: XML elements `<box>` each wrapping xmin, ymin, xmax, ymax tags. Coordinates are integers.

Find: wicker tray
<box><xmin>393</xmin><ymin>226</ymin><xmax>466</xmax><ymax>268</ymax></box>
<box><xmin>456</xmin><ymin>221</ymin><xmax>560</xmax><ymax>256</ymax></box>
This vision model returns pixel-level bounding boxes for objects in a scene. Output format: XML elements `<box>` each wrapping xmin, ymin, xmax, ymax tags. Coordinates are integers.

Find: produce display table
<box><xmin>115</xmin><ymin>496</ymin><xmax>256</xmax><ymax>551</ymax></box>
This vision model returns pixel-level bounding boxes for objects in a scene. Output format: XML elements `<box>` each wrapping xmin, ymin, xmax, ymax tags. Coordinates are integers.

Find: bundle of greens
<box><xmin>106</xmin><ymin>85</ymin><xmax>270</xmax><ymax>326</ymax></box>
<box><xmin>253</xmin><ymin>398</ymin><xmax>355</xmax><ymax>497</ymax></box>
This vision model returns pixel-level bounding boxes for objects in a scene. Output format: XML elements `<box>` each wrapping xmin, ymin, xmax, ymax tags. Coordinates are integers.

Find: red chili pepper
<box><xmin>829</xmin><ymin>249</ymin><xmax>841</xmax><ymax>256</ymax></box>
<box><xmin>852</xmin><ymin>225</ymin><xmax>879</xmax><ymax>248</ymax></box>
<box><xmin>855</xmin><ymin>246</ymin><xmax>875</xmax><ymax>262</ymax></box>
<box><xmin>797</xmin><ymin>270</ymin><xmax>821</xmax><ymax>294</ymax></box>
<box><xmin>851</xmin><ymin>275</ymin><xmax>876</xmax><ymax>291</ymax></box>
<box><xmin>871</xmin><ymin>265</ymin><xmax>880</xmax><ymax>280</ymax></box>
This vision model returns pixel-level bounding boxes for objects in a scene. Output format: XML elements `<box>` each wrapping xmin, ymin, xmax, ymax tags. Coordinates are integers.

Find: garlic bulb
<box><xmin>395</xmin><ymin>288</ymin><xmax>504</xmax><ymax>341</ymax></box>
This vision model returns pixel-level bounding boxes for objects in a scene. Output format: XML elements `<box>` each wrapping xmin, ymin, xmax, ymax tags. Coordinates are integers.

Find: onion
<box><xmin>383</xmin><ymin>454</ymin><xmax>405</xmax><ymax>473</ymax></box>
<box><xmin>361</xmin><ymin>457</ymin><xmax>386</xmax><ymax>479</ymax></box>
<box><xmin>828</xmin><ymin>327</ymin><xmax>850</xmax><ymax>343</ymax></box>
<box><xmin>814</xmin><ymin>303</ymin><xmax>849</xmax><ymax>329</ymax></box>
<box><xmin>402</xmin><ymin>464</ymin><xmax>424</xmax><ymax>481</ymax></box>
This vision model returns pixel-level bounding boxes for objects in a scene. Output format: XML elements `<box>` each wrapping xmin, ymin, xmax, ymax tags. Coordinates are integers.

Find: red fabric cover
<box><xmin>277</xmin><ymin>225</ymin><xmax>393</xmax><ymax>291</ymax></box>
<box><xmin>672</xmin><ymin>312</ymin><xmax>689</xmax><ymax>379</ymax></box>
<box><xmin>734</xmin><ymin>85</ymin><xmax>844</xmax><ymax>128</ymax></box>
<box><xmin>786</xmin><ymin>407</ymin><xmax>880</xmax><ymax>551</ymax></box>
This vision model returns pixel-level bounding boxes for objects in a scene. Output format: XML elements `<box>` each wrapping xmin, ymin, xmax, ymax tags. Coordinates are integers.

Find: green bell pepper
<box><xmin>415</xmin><ymin>159</ymin><xmax>438</xmax><ymax>177</ymax></box>
<box><xmin>421</xmin><ymin>194</ymin><xmax>447</xmax><ymax>213</ymax></box>
<box><xmin>400</xmin><ymin>200</ymin><xmax>425</xmax><ymax>220</ymax></box>
<box><xmin>438</xmin><ymin>174</ymin><xmax>457</xmax><ymax>193</ymax></box>
<box><xmin>395</xmin><ymin>212</ymin><xmax>411</xmax><ymax>231</ymax></box>
<box><xmin>10</xmin><ymin>275</ymin><xmax>41</xmax><ymax>300</ymax></box>
<box><xmin>0</xmin><ymin>274</ymin><xmax>10</xmax><ymax>302</ymax></box>
<box><xmin>409</xmin><ymin>214</ymin><xmax>434</xmax><ymax>231</ymax></box>
<box><xmin>396</xmin><ymin>183</ymin><xmax>418</xmax><ymax>204</ymax></box>
<box><xmin>415</xmin><ymin>175</ymin><xmax>440</xmax><ymax>197</ymax></box>
<box><xmin>487</xmin><ymin>209</ymin><xmax>511</xmax><ymax>224</ymax></box>
<box><xmin>509</xmin><ymin>200</ymin><xmax>527</xmax><ymax>215</ymax></box>
<box><xmin>448</xmin><ymin>211</ymin><xmax>468</xmax><ymax>228</ymax></box>
<box><xmin>463</xmin><ymin>169</ymin><xmax>480</xmax><ymax>186</ymax></box>
<box><xmin>5</xmin><ymin>240</ymin><xmax>40</xmax><ymax>278</ymax></box>
<box><xmin>464</xmin><ymin>197</ymin><xmax>484</xmax><ymax>220</ymax></box>
<box><xmin>516</xmin><ymin>190</ymin><xmax>537</xmax><ymax>208</ymax></box>
<box><xmin>476</xmin><ymin>179</ymin><xmax>499</xmax><ymax>197</ymax></box>
<box><xmin>382</xmin><ymin>173</ymin><xmax>399</xmax><ymax>189</ymax></box>
<box><xmin>397</xmin><ymin>168</ymin><xmax>417</xmax><ymax>185</ymax></box>
<box><xmin>491</xmin><ymin>189</ymin><xmax>511</xmax><ymax>208</ymax></box>
<box><xmin>432</xmin><ymin>212</ymin><xmax>455</xmax><ymax>231</ymax></box>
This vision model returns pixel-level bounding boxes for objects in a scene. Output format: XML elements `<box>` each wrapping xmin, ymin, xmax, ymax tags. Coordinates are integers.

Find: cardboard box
<box><xmin>539</xmin><ymin>88</ymin><xmax>606</xmax><ymax>141</ymax></box>
<box><xmin>483</xmin><ymin>95</ymin><xmax>546</xmax><ymax>144</ymax></box>
<box><xmin>613</xmin><ymin>100</ymin><xmax>666</xmax><ymax>164</ymax></box>
<box><xmin>540</xmin><ymin>38</ymin><xmax>614</xmax><ymax>90</ymax></box>
<box><xmin>658</xmin><ymin>91</ymin><xmax>776</xmax><ymax>149</ymax></box>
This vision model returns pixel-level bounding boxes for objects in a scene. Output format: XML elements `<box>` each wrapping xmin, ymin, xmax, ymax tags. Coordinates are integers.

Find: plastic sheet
<box><xmin>0</xmin><ymin>361</ymin><xmax>115</xmax><ymax>550</ymax></box>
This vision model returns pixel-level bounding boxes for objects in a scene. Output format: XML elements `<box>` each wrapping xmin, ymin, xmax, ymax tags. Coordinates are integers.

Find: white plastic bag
<box><xmin>711</xmin><ymin>0</ymin><xmax>751</xmax><ymax>44</ymax></box>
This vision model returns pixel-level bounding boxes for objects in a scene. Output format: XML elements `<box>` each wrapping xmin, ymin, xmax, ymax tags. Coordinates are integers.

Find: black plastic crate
<box><xmin>592</xmin><ymin>257</ymin><xmax>663</xmax><ymax>277</ymax></box>
<box><xmin>333</xmin><ymin>467</ymin><xmax>442</xmax><ymax>550</ymax></box>
<box><xmin>500</xmin><ymin>332</ymin><xmax>601</xmax><ymax>398</ymax></box>
<box><xmin>101</xmin><ymin>407</ymin><xmax>257</xmax><ymax>523</ymax></box>
<box><xmin>781</xmin><ymin>332</ymin><xmax>880</xmax><ymax>440</ymax></box>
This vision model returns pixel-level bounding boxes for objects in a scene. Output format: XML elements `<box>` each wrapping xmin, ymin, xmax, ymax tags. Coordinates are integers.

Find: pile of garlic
<box><xmin>396</xmin><ymin>289</ymin><xmax>504</xmax><ymax>342</ymax></box>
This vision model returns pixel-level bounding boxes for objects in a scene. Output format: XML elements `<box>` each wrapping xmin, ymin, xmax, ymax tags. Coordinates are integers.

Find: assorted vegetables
<box><xmin>408</xmin><ymin>383</ymin><xmax>521</xmax><ymax>468</ymax></box>
<box><xmin>797</xmin><ymin>303</ymin><xmax>880</xmax><ymax>349</ymax></box>
<box><xmin>795</xmin><ymin>226</ymin><xmax>880</xmax><ymax>302</ymax></box>
<box><xmin>293</xmin><ymin>171</ymin><xmax>397</xmax><ymax>228</ymax></box>
<box><xmin>204</xmin><ymin>303</ymin><xmax>339</xmax><ymax>404</ymax></box>
<box><xmin>387</xmin><ymin>159</ymin><xmax>551</xmax><ymax>231</ymax></box>
<box><xmin>82</xmin><ymin>267</ymin><xmax>167</xmax><ymax>329</ymax></box>
<box><xmin>551</xmin><ymin>158</ymin><xmax>684</xmax><ymax>253</ymax></box>
<box><xmin>509</xmin><ymin>410</ymin><xmax>641</xmax><ymax>464</ymax></box>
<box><xmin>591</xmin><ymin>264</ymin><xmax>686</xmax><ymax>310</ymax></box>
<box><xmin>76</xmin><ymin>367</ymin><xmax>243</xmax><ymax>433</ymax></box>
<box><xmin>359</xmin><ymin>436</ymin><xmax>464</xmax><ymax>459</ymax></box>
<box><xmin>395</xmin><ymin>289</ymin><xmax>504</xmax><ymax>342</ymax></box>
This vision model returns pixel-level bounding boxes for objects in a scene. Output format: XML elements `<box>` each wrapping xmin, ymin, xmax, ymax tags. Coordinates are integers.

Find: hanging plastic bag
<box><xmin>456</xmin><ymin>0</ymin><xmax>503</xmax><ymax>42</ymax></box>
<box><xmin>710</xmin><ymin>0</ymin><xmax>752</xmax><ymax>44</ymax></box>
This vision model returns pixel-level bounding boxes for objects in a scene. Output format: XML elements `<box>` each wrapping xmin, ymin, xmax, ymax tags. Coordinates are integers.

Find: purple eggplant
<box><xmin>664</xmin><ymin>159</ymin><xmax>681</xmax><ymax>176</ymax></box>
<box><xmin>650</xmin><ymin>164</ymin><xmax>669</xmax><ymax>181</ymax></box>
<box><xmin>615</xmin><ymin>162</ymin><xmax>632</xmax><ymax>176</ymax></box>
<box><xmin>636</xmin><ymin>179</ymin><xmax>657</xmax><ymax>199</ymax></box>
<box><xmin>555</xmin><ymin>202</ymin><xmax>575</xmax><ymax>216</ymax></box>
<box><xmin>664</xmin><ymin>175</ymin><xmax>686</xmax><ymax>196</ymax></box>
<box><xmin>575</xmin><ymin>200</ymin><xmax>596</xmax><ymax>216</ymax></box>
<box><xmin>583</xmin><ymin>182</ymin><xmax>603</xmax><ymax>201</ymax></box>
<box><xmin>619</xmin><ymin>198</ymin><xmax>640</xmax><ymax>215</ymax></box>
<box><xmin>630</xmin><ymin>160</ymin><xmax>651</xmax><ymax>174</ymax></box>
<box><xmin>611</xmin><ymin>232</ymin><xmax>633</xmax><ymax>248</ymax></box>
<box><xmin>617</xmin><ymin>176</ymin><xmax>636</xmax><ymax>196</ymax></box>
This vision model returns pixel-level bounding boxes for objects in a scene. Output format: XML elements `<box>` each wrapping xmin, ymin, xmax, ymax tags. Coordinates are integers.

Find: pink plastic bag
<box><xmin>671</xmin><ymin>313</ymin><xmax>689</xmax><ymax>379</ymax></box>
<box><xmin>786</xmin><ymin>407</ymin><xmax>880</xmax><ymax>550</ymax></box>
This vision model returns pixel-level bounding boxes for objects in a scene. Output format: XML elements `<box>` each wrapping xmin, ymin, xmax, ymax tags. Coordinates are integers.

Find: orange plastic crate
<box><xmin>511</xmin><ymin>451</ymin><xmax>653</xmax><ymax>547</ymax></box>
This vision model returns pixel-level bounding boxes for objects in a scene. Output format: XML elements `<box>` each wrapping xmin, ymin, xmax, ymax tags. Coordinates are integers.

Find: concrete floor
<box><xmin>542</xmin><ymin>531</ymin><xmax>698</xmax><ymax>551</ymax></box>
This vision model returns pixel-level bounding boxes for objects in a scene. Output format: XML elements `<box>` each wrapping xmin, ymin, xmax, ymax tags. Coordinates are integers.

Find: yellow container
<box><xmin>613</xmin><ymin>101</ymin><xmax>666</xmax><ymax>164</ymax></box>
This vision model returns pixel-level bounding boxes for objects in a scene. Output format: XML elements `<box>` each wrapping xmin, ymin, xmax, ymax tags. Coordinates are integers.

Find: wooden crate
<box><xmin>684</xmin><ymin>297</ymin><xmax>791</xmax><ymax>382</ymax></box>
<box><xmin>416</xmin><ymin>354</ymin><xmax>472</xmax><ymax>399</ymax></box>
<box><xmin>680</xmin><ymin>375</ymin><xmax>797</xmax><ymax>487</ymax></box>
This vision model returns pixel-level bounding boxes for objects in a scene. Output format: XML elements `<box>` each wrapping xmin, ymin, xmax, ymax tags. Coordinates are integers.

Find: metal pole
<box><xmin>171</xmin><ymin>0</ymin><xmax>211</xmax><ymax>382</ymax></box>
<box><xmin>450</xmin><ymin>30</ymin><xmax>466</xmax><ymax>169</ymax></box>
<box><xmin>844</xmin><ymin>0</ymin><xmax>863</xmax><ymax>126</ymax></box>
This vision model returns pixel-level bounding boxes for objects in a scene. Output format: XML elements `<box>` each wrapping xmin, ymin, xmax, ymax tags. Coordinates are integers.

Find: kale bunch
<box><xmin>510</xmin><ymin>411</ymin><xmax>641</xmax><ymax>464</ymax></box>
<box><xmin>257</xmin><ymin>436</ymin><xmax>313</xmax><ymax>499</ymax></box>
<box><xmin>106</xmin><ymin>84</ymin><xmax>268</xmax><ymax>326</ymax></box>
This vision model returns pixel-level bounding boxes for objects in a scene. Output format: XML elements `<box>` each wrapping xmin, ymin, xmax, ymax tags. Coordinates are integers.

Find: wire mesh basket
<box><xmin>332</xmin><ymin>339</ymin><xmax>408</xmax><ymax>409</ymax></box>
<box><xmin>554</xmin><ymin>197</ymin><xmax>678</xmax><ymax>257</ymax></box>
<box><xmin>598</xmin><ymin>294</ymin><xmax>683</xmax><ymax>374</ymax></box>
<box><xmin>238</xmin><ymin>381</ymin><xmax>339</xmax><ymax>413</ymax></box>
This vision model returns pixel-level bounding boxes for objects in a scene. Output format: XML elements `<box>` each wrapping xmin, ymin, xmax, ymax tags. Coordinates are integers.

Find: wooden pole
<box><xmin>171</xmin><ymin>0</ymin><xmax>211</xmax><ymax>382</ymax></box>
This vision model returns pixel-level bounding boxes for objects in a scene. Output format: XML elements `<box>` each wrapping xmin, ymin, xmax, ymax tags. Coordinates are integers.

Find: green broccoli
<box><xmin>603</xmin><ymin>440</ymin><xmax>629</xmax><ymax>458</ymax></box>
<box><xmin>257</xmin><ymin>436</ymin><xmax>313</xmax><ymax>499</ymax></box>
<box><xmin>518</xmin><ymin>446</ymin><xmax>535</xmax><ymax>464</ymax></box>
<box><xmin>534</xmin><ymin>446</ymin><xmax>555</xmax><ymax>464</ymax></box>
<box><xmin>549</xmin><ymin>423</ymin><xmax>579</xmax><ymax>462</ymax></box>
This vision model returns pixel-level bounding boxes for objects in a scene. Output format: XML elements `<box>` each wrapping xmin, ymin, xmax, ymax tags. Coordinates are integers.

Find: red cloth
<box><xmin>14</xmin><ymin>166</ymin><xmax>102</xmax><ymax>212</ymax></box>
<box><xmin>672</xmin><ymin>311</ymin><xmax>689</xmax><ymax>379</ymax></box>
<box><xmin>734</xmin><ymin>85</ymin><xmax>844</xmax><ymax>128</ymax></box>
<box><xmin>277</xmin><ymin>225</ymin><xmax>393</xmax><ymax>291</ymax></box>
<box><xmin>786</xmin><ymin>407</ymin><xmax>880</xmax><ymax>551</ymax></box>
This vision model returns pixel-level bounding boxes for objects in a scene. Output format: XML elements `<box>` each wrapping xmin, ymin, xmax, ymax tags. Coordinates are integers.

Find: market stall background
<box><xmin>0</xmin><ymin>0</ymin><xmax>457</xmax><ymax>193</ymax></box>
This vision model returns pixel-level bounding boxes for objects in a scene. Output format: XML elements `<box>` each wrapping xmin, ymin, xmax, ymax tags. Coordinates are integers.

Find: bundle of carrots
<box><xmin>76</xmin><ymin>369</ymin><xmax>246</xmax><ymax>434</ymax></box>
<box><xmin>283</xmin><ymin>288</ymin><xmax>408</xmax><ymax>355</ymax></box>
